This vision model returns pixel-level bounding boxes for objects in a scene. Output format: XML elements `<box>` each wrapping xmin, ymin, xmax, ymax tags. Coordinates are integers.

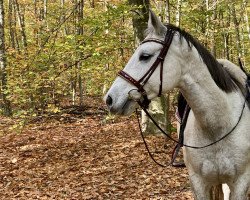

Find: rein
<box><xmin>138</xmin><ymin>97</ymin><xmax>247</xmax><ymax>149</ymax></box>
<box><xmin>136</xmin><ymin>96</ymin><xmax>247</xmax><ymax>168</ymax></box>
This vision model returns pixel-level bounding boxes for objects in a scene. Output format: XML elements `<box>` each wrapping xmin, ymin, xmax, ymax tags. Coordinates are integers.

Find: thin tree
<box><xmin>0</xmin><ymin>0</ymin><xmax>11</xmax><ymax>116</ymax></box>
<box><xmin>245</xmin><ymin>2</ymin><xmax>250</xmax><ymax>40</ymax></box>
<box><xmin>76</xmin><ymin>0</ymin><xmax>84</xmax><ymax>106</ymax></box>
<box><xmin>14</xmin><ymin>0</ymin><xmax>27</xmax><ymax>50</ymax></box>
<box><xmin>176</xmin><ymin>0</ymin><xmax>182</xmax><ymax>27</ymax></box>
<box><xmin>230</xmin><ymin>0</ymin><xmax>243</xmax><ymax>58</ymax></box>
<box><xmin>8</xmin><ymin>0</ymin><xmax>15</xmax><ymax>49</ymax></box>
<box><xmin>71</xmin><ymin>0</ymin><xmax>84</xmax><ymax>106</ymax></box>
<box><xmin>165</xmin><ymin>0</ymin><xmax>170</xmax><ymax>23</ymax></box>
<box><xmin>211</xmin><ymin>0</ymin><xmax>217</xmax><ymax>57</ymax></box>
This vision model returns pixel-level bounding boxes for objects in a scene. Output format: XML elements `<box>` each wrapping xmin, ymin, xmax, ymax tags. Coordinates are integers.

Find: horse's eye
<box><xmin>139</xmin><ymin>53</ymin><xmax>152</xmax><ymax>61</ymax></box>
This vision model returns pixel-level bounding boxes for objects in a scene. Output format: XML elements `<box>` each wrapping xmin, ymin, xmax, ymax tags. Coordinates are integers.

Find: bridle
<box><xmin>116</xmin><ymin>28</ymin><xmax>250</xmax><ymax>167</ymax></box>
<box><xmin>118</xmin><ymin>29</ymin><xmax>176</xmax><ymax>109</ymax></box>
<box><xmin>117</xmin><ymin>27</ymin><xmax>249</xmax><ymax>149</ymax></box>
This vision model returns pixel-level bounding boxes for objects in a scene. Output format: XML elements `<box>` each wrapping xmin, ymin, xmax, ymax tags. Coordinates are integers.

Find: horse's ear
<box><xmin>148</xmin><ymin>9</ymin><xmax>166</xmax><ymax>36</ymax></box>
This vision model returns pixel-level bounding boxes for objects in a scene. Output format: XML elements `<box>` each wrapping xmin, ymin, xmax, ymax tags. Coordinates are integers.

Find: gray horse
<box><xmin>104</xmin><ymin>10</ymin><xmax>250</xmax><ymax>200</ymax></box>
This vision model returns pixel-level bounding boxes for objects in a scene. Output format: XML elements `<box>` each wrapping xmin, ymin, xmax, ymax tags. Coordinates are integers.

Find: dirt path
<box><xmin>0</xmin><ymin>108</ymin><xmax>193</xmax><ymax>199</ymax></box>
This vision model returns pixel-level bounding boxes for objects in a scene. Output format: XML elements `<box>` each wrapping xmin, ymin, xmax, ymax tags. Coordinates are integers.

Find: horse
<box><xmin>104</xmin><ymin>10</ymin><xmax>250</xmax><ymax>200</ymax></box>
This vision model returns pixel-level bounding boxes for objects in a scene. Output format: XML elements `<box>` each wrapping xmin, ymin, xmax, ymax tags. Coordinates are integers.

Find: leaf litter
<box><xmin>0</xmin><ymin>98</ymin><xmax>193</xmax><ymax>199</ymax></box>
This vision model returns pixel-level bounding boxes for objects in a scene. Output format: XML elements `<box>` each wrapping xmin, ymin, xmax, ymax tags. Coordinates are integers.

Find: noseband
<box><xmin>118</xmin><ymin>29</ymin><xmax>175</xmax><ymax>109</ymax></box>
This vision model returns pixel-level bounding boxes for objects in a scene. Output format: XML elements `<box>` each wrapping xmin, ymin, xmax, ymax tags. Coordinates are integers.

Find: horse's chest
<box><xmin>184</xmin><ymin>111</ymin><xmax>250</xmax><ymax>182</ymax></box>
<box><xmin>200</xmin><ymin>152</ymin><xmax>236</xmax><ymax>181</ymax></box>
<box><xmin>184</xmin><ymin>146</ymin><xmax>238</xmax><ymax>182</ymax></box>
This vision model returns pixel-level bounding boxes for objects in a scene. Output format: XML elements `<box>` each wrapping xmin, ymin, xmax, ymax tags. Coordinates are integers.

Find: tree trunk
<box><xmin>220</xmin><ymin>7</ymin><xmax>231</xmax><ymax>60</ymax></box>
<box><xmin>0</xmin><ymin>0</ymin><xmax>11</xmax><ymax>116</ymax></box>
<box><xmin>176</xmin><ymin>0</ymin><xmax>182</xmax><ymax>27</ymax></box>
<box><xmin>245</xmin><ymin>6</ymin><xmax>250</xmax><ymax>40</ymax></box>
<box><xmin>90</xmin><ymin>0</ymin><xmax>94</xmax><ymax>8</ymax></box>
<box><xmin>14</xmin><ymin>0</ymin><xmax>27</xmax><ymax>50</ymax></box>
<box><xmin>230</xmin><ymin>1</ymin><xmax>242</xmax><ymax>58</ymax></box>
<box><xmin>8</xmin><ymin>0</ymin><xmax>16</xmax><ymax>49</ymax></box>
<box><xmin>60</xmin><ymin>0</ymin><xmax>69</xmax><ymax>35</ymax></box>
<box><xmin>43</xmin><ymin>0</ymin><xmax>48</xmax><ymax>28</ymax></box>
<box><xmin>75</xmin><ymin>0</ymin><xmax>84</xmax><ymax>106</ymax></box>
<box><xmin>165</xmin><ymin>0</ymin><xmax>170</xmax><ymax>23</ymax></box>
<box><xmin>128</xmin><ymin>0</ymin><xmax>169</xmax><ymax>135</ymax></box>
<box><xmin>211</xmin><ymin>0</ymin><xmax>217</xmax><ymax>57</ymax></box>
<box><xmin>128</xmin><ymin>0</ymin><xmax>149</xmax><ymax>44</ymax></box>
<box><xmin>12</xmin><ymin>1</ymin><xmax>20</xmax><ymax>53</ymax></box>
<box><xmin>33</xmin><ymin>0</ymin><xmax>38</xmax><ymax>44</ymax></box>
<box><xmin>72</xmin><ymin>79</ymin><xmax>76</xmax><ymax>105</ymax></box>
<box><xmin>243</xmin><ymin>0</ymin><xmax>249</xmax><ymax>66</ymax></box>
<box><xmin>71</xmin><ymin>0</ymin><xmax>84</xmax><ymax>106</ymax></box>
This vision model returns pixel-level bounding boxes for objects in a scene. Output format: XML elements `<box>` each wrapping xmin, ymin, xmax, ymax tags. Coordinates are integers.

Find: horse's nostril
<box><xmin>106</xmin><ymin>95</ymin><xmax>113</xmax><ymax>107</ymax></box>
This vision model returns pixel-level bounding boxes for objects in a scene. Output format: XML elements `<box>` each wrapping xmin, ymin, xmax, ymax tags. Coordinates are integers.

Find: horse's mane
<box><xmin>146</xmin><ymin>24</ymin><xmax>249</xmax><ymax>106</ymax></box>
<box><xmin>157</xmin><ymin>24</ymin><xmax>249</xmax><ymax>108</ymax></box>
<box><xmin>164</xmin><ymin>24</ymin><xmax>245</xmax><ymax>94</ymax></box>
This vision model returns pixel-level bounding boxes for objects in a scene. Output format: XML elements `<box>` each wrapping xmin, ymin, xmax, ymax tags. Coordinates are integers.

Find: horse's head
<box><xmin>104</xmin><ymin>11</ymin><xmax>183</xmax><ymax>115</ymax></box>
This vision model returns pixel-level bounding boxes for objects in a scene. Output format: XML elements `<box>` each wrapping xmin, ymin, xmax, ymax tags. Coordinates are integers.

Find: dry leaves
<box><xmin>0</xmin><ymin>102</ymin><xmax>193</xmax><ymax>199</ymax></box>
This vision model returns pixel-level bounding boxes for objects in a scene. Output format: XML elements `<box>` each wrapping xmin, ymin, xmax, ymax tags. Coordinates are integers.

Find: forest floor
<box><xmin>0</xmin><ymin>97</ymin><xmax>193</xmax><ymax>200</ymax></box>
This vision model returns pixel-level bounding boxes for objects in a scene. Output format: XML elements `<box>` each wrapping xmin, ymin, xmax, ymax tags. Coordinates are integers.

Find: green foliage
<box><xmin>2</xmin><ymin>0</ymin><xmax>250</xmax><ymax>118</ymax></box>
<box><xmin>165</xmin><ymin>0</ymin><xmax>250</xmax><ymax>67</ymax></box>
<box><xmin>4</xmin><ymin>0</ymin><xmax>134</xmax><ymax>116</ymax></box>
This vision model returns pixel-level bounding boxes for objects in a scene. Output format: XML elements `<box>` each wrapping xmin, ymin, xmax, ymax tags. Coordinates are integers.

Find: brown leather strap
<box><xmin>138</xmin><ymin>30</ymin><xmax>175</xmax><ymax>96</ymax></box>
<box><xmin>118</xmin><ymin>70</ymin><xmax>142</xmax><ymax>90</ymax></box>
<box><xmin>118</xmin><ymin>29</ymin><xmax>175</xmax><ymax>107</ymax></box>
<box><xmin>141</xmin><ymin>39</ymin><xmax>165</xmax><ymax>45</ymax></box>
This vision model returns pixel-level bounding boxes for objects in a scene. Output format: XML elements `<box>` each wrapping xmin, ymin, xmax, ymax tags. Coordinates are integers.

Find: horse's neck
<box><xmin>179</xmin><ymin>56</ymin><xmax>241</xmax><ymax>134</ymax></box>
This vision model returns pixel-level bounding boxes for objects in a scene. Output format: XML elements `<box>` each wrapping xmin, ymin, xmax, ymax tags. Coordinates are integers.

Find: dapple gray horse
<box><xmin>104</xmin><ymin>10</ymin><xmax>250</xmax><ymax>200</ymax></box>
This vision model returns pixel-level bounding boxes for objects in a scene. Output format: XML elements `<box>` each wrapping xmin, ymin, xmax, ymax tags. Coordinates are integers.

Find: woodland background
<box><xmin>0</xmin><ymin>0</ymin><xmax>249</xmax><ymax>122</ymax></box>
<box><xmin>0</xmin><ymin>0</ymin><xmax>249</xmax><ymax>199</ymax></box>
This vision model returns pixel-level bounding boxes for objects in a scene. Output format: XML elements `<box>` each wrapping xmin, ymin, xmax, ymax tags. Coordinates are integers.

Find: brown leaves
<box><xmin>0</xmin><ymin>112</ymin><xmax>193</xmax><ymax>199</ymax></box>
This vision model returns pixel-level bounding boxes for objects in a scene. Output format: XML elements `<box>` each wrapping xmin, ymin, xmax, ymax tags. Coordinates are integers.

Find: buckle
<box><xmin>157</xmin><ymin>56</ymin><xmax>164</xmax><ymax>61</ymax></box>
